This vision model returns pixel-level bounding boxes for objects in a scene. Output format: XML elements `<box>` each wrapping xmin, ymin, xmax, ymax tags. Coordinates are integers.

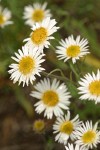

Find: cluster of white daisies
<box><xmin>1</xmin><ymin>1</ymin><xmax>100</xmax><ymax>150</ymax></box>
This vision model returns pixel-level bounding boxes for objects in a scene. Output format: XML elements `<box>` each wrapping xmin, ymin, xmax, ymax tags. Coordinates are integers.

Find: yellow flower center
<box><xmin>82</xmin><ymin>130</ymin><xmax>96</xmax><ymax>144</ymax></box>
<box><xmin>42</xmin><ymin>90</ymin><xmax>59</xmax><ymax>107</ymax></box>
<box><xmin>60</xmin><ymin>121</ymin><xmax>74</xmax><ymax>135</ymax></box>
<box><xmin>31</xmin><ymin>27</ymin><xmax>48</xmax><ymax>45</ymax></box>
<box><xmin>0</xmin><ymin>14</ymin><xmax>5</xmax><ymax>25</ymax></box>
<box><xmin>66</xmin><ymin>45</ymin><xmax>80</xmax><ymax>57</ymax></box>
<box><xmin>89</xmin><ymin>80</ymin><xmax>100</xmax><ymax>96</ymax></box>
<box><xmin>33</xmin><ymin>120</ymin><xmax>45</xmax><ymax>132</ymax></box>
<box><xmin>19</xmin><ymin>56</ymin><xmax>35</xmax><ymax>75</ymax></box>
<box><xmin>32</xmin><ymin>9</ymin><xmax>44</xmax><ymax>22</ymax></box>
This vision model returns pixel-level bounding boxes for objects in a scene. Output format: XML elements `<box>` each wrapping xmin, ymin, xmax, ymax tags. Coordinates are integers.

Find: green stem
<box><xmin>47</xmin><ymin>68</ymin><xmax>66</xmax><ymax>79</ymax></box>
<box><xmin>68</xmin><ymin>61</ymin><xmax>80</xmax><ymax>80</ymax></box>
<box><xmin>41</xmin><ymin>71</ymin><xmax>75</xmax><ymax>85</ymax></box>
<box><xmin>41</xmin><ymin>71</ymin><xmax>68</xmax><ymax>82</ymax></box>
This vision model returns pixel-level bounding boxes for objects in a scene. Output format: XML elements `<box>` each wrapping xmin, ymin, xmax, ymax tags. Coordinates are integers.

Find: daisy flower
<box><xmin>78</xmin><ymin>70</ymin><xmax>100</xmax><ymax>104</ymax></box>
<box><xmin>53</xmin><ymin>111</ymin><xmax>81</xmax><ymax>145</ymax></box>
<box><xmin>56</xmin><ymin>35</ymin><xmax>89</xmax><ymax>64</ymax></box>
<box><xmin>8</xmin><ymin>45</ymin><xmax>45</xmax><ymax>86</ymax></box>
<box><xmin>30</xmin><ymin>78</ymin><xmax>71</xmax><ymax>119</ymax></box>
<box><xmin>33</xmin><ymin>119</ymin><xmax>45</xmax><ymax>133</ymax></box>
<box><xmin>74</xmin><ymin>121</ymin><xmax>100</xmax><ymax>150</ymax></box>
<box><xmin>0</xmin><ymin>6</ymin><xmax>13</xmax><ymax>28</ymax></box>
<box><xmin>23</xmin><ymin>2</ymin><xmax>52</xmax><ymax>27</ymax></box>
<box><xmin>65</xmin><ymin>143</ymin><xmax>82</xmax><ymax>150</ymax></box>
<box><xmin>24</xmin><ymin>17</ymin><xmax>59</xmax><ymax>53</ymax></box>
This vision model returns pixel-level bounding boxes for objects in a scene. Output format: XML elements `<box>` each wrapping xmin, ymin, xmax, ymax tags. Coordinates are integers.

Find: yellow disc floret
<box><xmin>32</xmin><ymin>9</ymin><xmax>44</xmax><ymax>22</ymax></box>
<box><xmin>82</xmin><ymin>130</ymin><xmax>96</xmax><ymax>144</ymax></box>
<box><xmin>31</xmin><ymin>27</ymin><xmax>48</xmax><ymax>45</ymax></box>
<box><xmin>66</xmin><ymin>45</ymin><xmax>80</xmax><ymax>57</ymax></box>
<box><xmin>19</xmin><ymin>56</ymin><xmax>35</xmax><ymax>75</ymax></box>
<box><xmin>42</xmin><ymin>90</ymin><xmax>59</xmax><ymax>107</ymax></box>
<box><xmin>33</xmin><ymin>119</ymin><xmax>45</xmax><ymax>133</ymax></box>
<box><xmin>60</xmin><ymin>121</ymin><xmax>74</xmax><ymax>135</ymax></box>
<box><xmin>89</xmin><ymin>80</ymin><xmax>100</xmax><ymax>96</ymax></box>
<box><xmin>0</xmin><ymin>14</ymin><xmax>5</xmax><ymax>25</ymax></box>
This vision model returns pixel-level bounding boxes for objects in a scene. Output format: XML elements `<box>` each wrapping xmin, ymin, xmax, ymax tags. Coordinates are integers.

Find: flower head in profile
<box><xmin>78</xmin><ymin>70</ymin><xmax>100</xmax><ymax>104</ymax></box>
<box><xmin>8</xmin><ymin>45</ymin><xmax>45</xmax><ymax>86</ymax></box>
<box><xmin>24</xmin><ymin>17</ymin><xmax>59</xmax><ymax>53</ymax></box>
<box><xmin>74</xmin><ymin>121</ymin><xmax>100</xmax><ymax>150</ymax></box>
<box><xmin>0</xmin><ymin>6</ymin><xmax>13</xmax><ymax>28</ymax></box>
<box><xmin>23</xmin><ymin>2</ymin><xmax>52</xmax><ymax>27</ymax></box>
<box><xmin>56</xmin><ymin>35</ymin><xmax>89</xmax><ymax>64</ymax></box>
<box><xmin>30</xmin><ymin>78</ymin><xmax>71</xmax><ymax>119</ymax></box>
<box><xmin>53</xmin><ymin>111</ymin><xmax>81</xmax><ymax>145</ymax></box>
<box><xmin>33</xmin><ymin>119</ymin><xmax>45</xmax><ymax>133</ymax></box>
<box><xmin>65</xmin><ymin>143</ymin><xmax>82</xmax><ymax>150</ymax></box>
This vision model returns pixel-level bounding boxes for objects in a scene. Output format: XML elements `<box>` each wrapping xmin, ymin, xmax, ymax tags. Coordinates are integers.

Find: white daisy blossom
<box><xmin>74</xmin><ymin>121</ymin><xmax>100</xmax><ymax>150</ymax></box>
<box><xmin>56</xmin><ymin>35</ymin><xmax>89</xmax><ymax>64</ymax></box>
<box><xmin>78</xmin><ymin>70</ymin><xmax>100</xmax><ymax>104</ymax></box>
<box><xmin>0</xmin><ymin>6</ymin><xmax>13</xmax><ymax>28</ymax></box>
<box><xmin>30</xmin><ymin>78</ymin><xmax>71</xmax><ymax>119</ymax></box>
<box><xmin>24</xmin><ymin>17</ymin><xmax>59</xmax><ymax>53</ymax></box>
<box><xmin>65</xmin><ymin>143</ymin><xmax>82</xmax><ymax>150</ymax></box>
<box><xmin>23</xmin><ymin>2</ymin><xmax>52</xmax><ymax>27</ymax></box>
<box><xmin>53</xmin><ymin>111</ymin><xmax>82</xmax><ymax>145</ymax></box>
<box><xmin>8</xmin><ymin>45</ymin><xmax>45</xmax><ymax>86</ymax></box>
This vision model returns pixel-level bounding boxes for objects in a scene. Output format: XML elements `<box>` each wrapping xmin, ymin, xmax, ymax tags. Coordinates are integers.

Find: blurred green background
<box><xmin>0</xmin><ymin>0</ymin><xmax>100</xmax><ymax>149</ymax></box>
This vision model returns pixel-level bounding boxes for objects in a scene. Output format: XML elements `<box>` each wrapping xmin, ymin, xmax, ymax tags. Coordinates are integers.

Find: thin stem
<box><xmin>68</xmin><ymin>61</ymin><xmax>80</xmax><ymax>80</ymax></box>
<box><xmin>41</xmin><ymin>71</ymin><xmax>68</xmax><ymax>82</ymax></box>
<box><xmin>48</xmin><ymin>68</ymin><xmax>66</xmax><ymax>79</ymax></box>
<box><xmin>41</xmin><ymin>71</ymin><xmax>75</xmax><ymax>85</ymax></box>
